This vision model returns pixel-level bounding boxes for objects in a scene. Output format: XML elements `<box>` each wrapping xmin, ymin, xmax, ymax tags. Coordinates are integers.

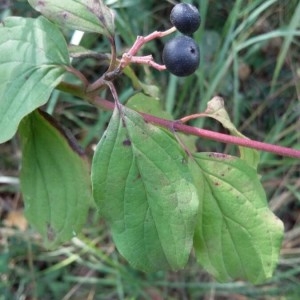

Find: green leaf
<box><xmin>123</xmin><ymin>67</ymin><xmax>160</xmax><ymax>98</ymax></box>
<box><xmin>19</xmin><ymin>110</ymin><xmax>92</xmax><ymax>247</ymax></box>
<box><xmin>126</xmin><ymin>93</ymin><xmax>173</xmax><ymax>120</ymax></box>
<box><xmin>126</xmin><ymin>93</ymin><xmax>197</xmax><ymax>152</ymax></box>
<box><xmin>201</xmin><ymin>97</ymin><xmax>260</xmax><ymax>168</ymax></box>
<box><xmin>192</xmin><ymin>152</ymin><xmax>284</xmax><ymax>284</ymax></box>
<box><xmin>92</xmin><ymin>105</ymin><xmax>199</xmax><ymax>272</ymax></box>
<box><xmin>28</xmin><ymin>0</ymin><xmax>115</xmax><ymax>37</ymax></box>
<box><xmin>0</xmin><ymin>16</ymin><xmax>70</xmax><ymax>143</ymax></box>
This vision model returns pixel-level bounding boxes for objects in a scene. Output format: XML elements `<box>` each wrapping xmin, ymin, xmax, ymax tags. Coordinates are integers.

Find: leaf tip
<box><xmin>47</xmin><ymin>223</ymin><xmax>57</xmax><ymax>242</ymax></box>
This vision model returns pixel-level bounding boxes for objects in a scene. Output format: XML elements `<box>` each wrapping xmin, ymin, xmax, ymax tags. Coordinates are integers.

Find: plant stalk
<box><xmin>93</xmin><ymin>96</ymin><xmax>300</xmax><ymax>159</ymax></box>
<box><xmin>55</xmin><ymin>83</ymin><xmax>300</xmax><ymax>159</ymax></box>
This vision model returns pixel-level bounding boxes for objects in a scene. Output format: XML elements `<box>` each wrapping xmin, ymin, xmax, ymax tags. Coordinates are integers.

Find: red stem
<box><xmin>93</xmin><ymin>97</ymin><xmax>300</xmax><ymax>159</ymax></box>
<box><xmin>119</xmin><ymin>27</ymin><xmax>176</xmax><ymax>70</ymax></box>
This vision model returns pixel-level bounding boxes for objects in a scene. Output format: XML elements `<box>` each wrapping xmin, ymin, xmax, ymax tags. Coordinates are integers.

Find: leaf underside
<box><xmin>28</xmin><ymin>0</ymin><xmax>115</xmax><ymax>37</ymax></box>
<box><xmin>19</xmin><ymin>110</ymin><xmax>92</xmax><ymax>247</ymax></box>
<box><xmin>202</xmin><ymin>97</ymin><xmax>260</xmax><ymax>168</ymax></box>
<box><xmin>92</xmin><ymin>105</ymin><xmax>199</xmax><ymax>272</ymax></box>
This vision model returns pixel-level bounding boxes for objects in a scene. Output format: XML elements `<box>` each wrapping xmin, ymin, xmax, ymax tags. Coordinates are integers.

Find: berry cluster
<box><xmin>162</xmin><ymin>3</ymin><xmax>201</xmax><ymax>77</ymax></box>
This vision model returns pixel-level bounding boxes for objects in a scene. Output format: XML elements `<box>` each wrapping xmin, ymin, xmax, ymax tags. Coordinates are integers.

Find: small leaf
<box><xmin>28</xmin><ymin>0</ymin><xmax>115</xmax><ymax>37</ymax></box>
<box><xmin>126</xmin><ymin>93</ymin><xmax>173</xmax><ymax>120</ymax></box>
<box><xmin>126</xmin><ymin>93</ymin><xmax>197</xmax><ymax>152</ymax></box>
<box><xmin>0</xmin><ymin>16</ymin><xmax>70</xmax><ymax>143</ymax></box>
<box><xmin>123</xmin><ymin>67</ymin><xmax>160</xmax><ymax>98</ymax></box>
<box><xmin>192</xmin><ymin>152</ymin><xmax>284</xmax><ymax>284</ymax></box>
<box><xmin>92</xmin><ymin>105</ymin><xmax>199</xmax><ymax>272</ymax></box>
<box><xmin>19</xmin><ymin>110</ymin><xmax>92</xmax><ymax>247</ymax></box>
<box><xmin>202</xmin><ymin>97</ymin><xmax>260</xmax><ymax>168</ymax></box>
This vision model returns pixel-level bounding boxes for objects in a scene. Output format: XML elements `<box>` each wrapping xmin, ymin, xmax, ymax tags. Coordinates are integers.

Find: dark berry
<box><xmin>170</xmin><ymin>3</ymin><xmax>201</xmax><ymax>34</ymax></box>
<box><xmin>162</xmin><ymin>35</ymin><xmax>200</xmax><ymax>77</ymax></box>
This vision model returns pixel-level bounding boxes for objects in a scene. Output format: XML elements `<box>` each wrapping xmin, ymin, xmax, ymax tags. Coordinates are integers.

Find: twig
<box><xmin>119</xmin><ymin>27</ymin><xmax>176</xmax><ymax>70</ymax></box>
<box><xmin>92</xmin><ymin>96</ymin><xmax>300</xmax><ymax>159</ymax></box>
<box><xmin>65</xmin><ymin>66</ymin><xmax>89</xmax><ymax>88</ymax></box>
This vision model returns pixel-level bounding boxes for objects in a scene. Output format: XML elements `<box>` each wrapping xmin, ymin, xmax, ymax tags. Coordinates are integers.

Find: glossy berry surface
<box><xmin>170</xmin><ymin>3</ymin><xmax>201</xmax><ymax>34</ymax></box>
<box><xmin>162</xmin><ymin>35</ymin><xmax>200</xmax><ymax>77</ymax></box>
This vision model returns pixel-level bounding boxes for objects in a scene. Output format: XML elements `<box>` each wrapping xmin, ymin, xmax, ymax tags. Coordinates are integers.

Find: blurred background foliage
<box><xmin>0</xmin><ymin>0</ymin><xmax>300</xmax><ymax>299</ymax></box>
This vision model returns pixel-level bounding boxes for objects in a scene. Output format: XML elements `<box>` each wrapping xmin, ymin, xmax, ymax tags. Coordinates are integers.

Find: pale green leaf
<box><xmin>0</xmin><ymin>16</ymin><xmax>69</xmax><ymax>143</ymax></box>
<box><xmin>123</xmin><ymin>67</ymin><xmax>160</xmax><ymax>98</ymax></box>
<box><xmin>28</xmin><ymin>0</ymin><xmax>115</xmax><ymax>37</ymax></box>
<box><xmin>126</xmin><ymin>93</ymin><xmax>173</xmax><ymax>120</ymax></box>
<box><xmin>126</xmin><ymin>93</ymin><xmax>197</xmax><ymax>152</ymax></box>
<box><xmin>192</xmin><ymin>152</ymin><xmax>284</xmax><ymax>284</ymax></box>
<box><xmin>92</xmin><ymin>105</ymin><xmax>199</xmax><ymax>272</ymax></box>
<box><xmin>19</xmin><ymin>110</ymin><xmax>92</xmax><ymax>247</ymax></box>
<box><xmin>202</xmin><ymin>97</ymin><xmax>260</xmax><ymax>168</ymax></box>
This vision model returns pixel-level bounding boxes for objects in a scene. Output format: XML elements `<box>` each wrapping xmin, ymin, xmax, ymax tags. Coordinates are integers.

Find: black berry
<box><xmin>170</xmin><ymin>3</ymin><xmax>201</xmax><ymax>35</ymax></box>
<box><xmin>162</xmin><ymin>35</ymin><xmax>200</xmax><ymax>77</ymax></box>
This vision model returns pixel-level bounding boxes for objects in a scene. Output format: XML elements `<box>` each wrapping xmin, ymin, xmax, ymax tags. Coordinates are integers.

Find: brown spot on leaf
<box><xmin>132</xmin><ymin>173</ymin><xmax>141</xmax><ymax>183</ymax></box>
<box><xmin>58</xmin><ymin>11</ymin><xmax>68</xmax><ymax>21</ymax></box>
<box><xmin>212</xmin><ymin>153</ymin><xmax>228</xmax><ymax>159</ymax></box>
<box><xmin>47</xmin><ymin>224</ymin><xmax>56</xmax><ymax>241</ymax></box>
<box><xmin>208</xmin><ymin>152</ymin><xmax>234</xmax><ymax>161</ymax></box>
<box><xmin>122</xmin><ymin>139</ymin><xmax>131</xmax><ymax>146</ymax></box>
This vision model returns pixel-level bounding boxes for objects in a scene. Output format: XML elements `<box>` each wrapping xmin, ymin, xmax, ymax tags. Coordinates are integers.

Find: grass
<box><xmin>1</xmin><ymin>0</ymin><xmax>300</xmax><ymax>299</ymax></box>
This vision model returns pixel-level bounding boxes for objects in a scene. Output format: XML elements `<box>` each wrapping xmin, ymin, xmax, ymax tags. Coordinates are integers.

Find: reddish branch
<box><xmin>93</xmin><ymin>96</ymin><xmax>300</xmax><ymax>159</ymax></box>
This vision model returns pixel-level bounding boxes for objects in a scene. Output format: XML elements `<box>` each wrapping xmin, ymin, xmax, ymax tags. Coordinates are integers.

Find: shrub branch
<box><xmin>91</xmin><ymin>95</ymin><xmax>300</xmax><ymax>159</ymax></box>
